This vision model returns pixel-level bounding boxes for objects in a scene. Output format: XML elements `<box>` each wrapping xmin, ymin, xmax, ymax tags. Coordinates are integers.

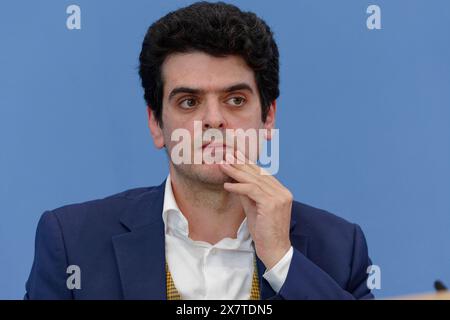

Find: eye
<box><xmin>179</xmin><ymin>98</ymin><xmax>198</xmax><ymax>109</ymax></box>
<box><xmin>226</xmin><ymin>96</ymin><xmax>246</xmax><ymax>107</ymax></box>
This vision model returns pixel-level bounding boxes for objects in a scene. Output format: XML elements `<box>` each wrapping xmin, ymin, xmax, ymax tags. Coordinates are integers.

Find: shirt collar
<box><xmin>162</xmin><ymin>174</ymin><xmax>252</xmax><ymax>248</ymax></box>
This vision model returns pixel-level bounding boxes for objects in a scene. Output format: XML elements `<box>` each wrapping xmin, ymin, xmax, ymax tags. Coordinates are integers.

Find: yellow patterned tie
<box><xmin>166</xmin><ymin>257</ymin><xmax>260</xmax><ymax>300</ymax></box>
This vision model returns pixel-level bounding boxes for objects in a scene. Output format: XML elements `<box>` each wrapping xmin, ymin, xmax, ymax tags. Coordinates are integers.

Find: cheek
<box><xmin>161</xmin><ymin>122</ymin><xmax>197</xmax><ymax>152</ymax></box>
<box><xmin>231</xmin><ymin>102</ymin><xmax>263</xmax><ymax>125</ymax></box>
<box><xmin>228</xmin><ymin>114</ymin><xmax>264</xmax><ymax>131</ymax></box>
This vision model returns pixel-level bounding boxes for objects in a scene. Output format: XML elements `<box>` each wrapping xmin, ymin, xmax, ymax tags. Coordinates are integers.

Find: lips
<box><xmin>202</xmin><ymin>142</ymin><xmax>228</xmax><ymax>149</ymax></box>
<box><xmin>201</xmin><ymin>142</ymin><xmax>234</xmax><ymax>159</ymax></box>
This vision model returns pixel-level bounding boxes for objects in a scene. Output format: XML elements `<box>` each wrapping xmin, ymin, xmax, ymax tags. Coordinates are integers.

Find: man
<box><xmin>25</xmin><ymin>1</ymin><xmax>373</xmax><ymax>300</ymax></box>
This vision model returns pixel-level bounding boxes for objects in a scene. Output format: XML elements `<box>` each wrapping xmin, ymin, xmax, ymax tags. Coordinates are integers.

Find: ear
<box><xmin>147</xmin><ymin>106</ymin><xmax>165</xmax><ymax>149</ymax></box>
<box><xmin>263</xmin><ymin>100</ymin><xmax>277</xmax><ymax>140</ymax></box>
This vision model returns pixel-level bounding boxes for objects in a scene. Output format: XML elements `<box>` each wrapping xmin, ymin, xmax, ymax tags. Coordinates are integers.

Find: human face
<box><xmin>148</xmin><ymin>51</ymin><xmax>276</xmax><ymax>185</ymax></box>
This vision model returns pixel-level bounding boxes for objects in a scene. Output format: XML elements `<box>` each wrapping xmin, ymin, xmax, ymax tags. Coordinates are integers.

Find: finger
<box><xmin>223</xmin><ymin>182</ymin><xmax>266</xmax><ymax>206</ymax></box>
<box><xmin>235</xmin><ymin>150</ymin><xmax>285</xmax><ymax>189</ymax></box>
<box><xmin>232</xmin><ymin>150</ymin><xmax>260</xmax><ymax>173</ymax></box>
<box><xmin>220</xmin><ymin>162</ymin><xmax>267</xmax><ymax>191</ymax></box>
<box><xmin>227</xmin><ymin>152</ymin><xmax>281</xmax><ymax>193</ymax></box>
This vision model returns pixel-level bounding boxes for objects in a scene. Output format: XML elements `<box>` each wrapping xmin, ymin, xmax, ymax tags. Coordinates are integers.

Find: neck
<box><xmin>169</xmin><ymin>167</ymin><xmax>246</xmax><ymax>245</ymax></box>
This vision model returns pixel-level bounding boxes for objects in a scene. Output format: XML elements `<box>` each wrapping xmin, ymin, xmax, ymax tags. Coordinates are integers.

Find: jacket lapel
<box><xmin>112</xmin><ymin>181</ymin><xmax>167</xmax><ymax>300</ymax></box>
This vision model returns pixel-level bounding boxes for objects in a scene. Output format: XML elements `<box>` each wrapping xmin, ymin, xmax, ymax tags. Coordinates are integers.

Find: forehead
<box><xmin>161</xmin><ymin>51</ymin><xmax>257</xmax><ymax>94</ymax></box>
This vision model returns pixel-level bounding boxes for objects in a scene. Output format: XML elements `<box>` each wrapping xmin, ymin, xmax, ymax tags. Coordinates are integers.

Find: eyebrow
<box><xmin>168</xmin><ymin>83</ymin><xmax>254</xmax><ymax>101</ymax></box>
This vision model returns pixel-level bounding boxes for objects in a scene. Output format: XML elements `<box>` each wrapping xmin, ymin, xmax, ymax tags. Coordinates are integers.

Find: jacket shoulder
<box><xmin>290</xmin><ymin>200</ymin><xmax>364</xmax><ymax>261</ymax></box>
<box><xmin>292</xmin><ymin>201</ymin><xmax>357</xmax><ymax>235</ymax></box>
<box><xmin>44</xmin><ymin>185</ymin><xmax>161</xmax><ymax>231</ymax></box>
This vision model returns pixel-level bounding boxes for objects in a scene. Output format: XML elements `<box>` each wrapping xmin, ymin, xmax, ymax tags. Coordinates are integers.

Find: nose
<box><xmin>202</xmin><ymin>100</ymin><xmax>226</xmax><ymax>130</ymax></box>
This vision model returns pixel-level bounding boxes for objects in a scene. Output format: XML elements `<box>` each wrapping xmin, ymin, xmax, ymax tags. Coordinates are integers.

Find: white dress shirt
<box><xmin>163</xmin><ymin>174</ymin><xmax>293</xmax><ymax>299</ymax></box>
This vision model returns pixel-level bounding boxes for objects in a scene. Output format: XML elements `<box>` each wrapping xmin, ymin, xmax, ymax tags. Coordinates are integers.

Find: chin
<box><xmin>196</xmin><ymin>164</ymin><xmax>233</xmax><ymax>185</ymax></box>
<box><xmin>175</xmin><ymin>163</ymin><xmax>233</xmax><ymax>186</ymax></box>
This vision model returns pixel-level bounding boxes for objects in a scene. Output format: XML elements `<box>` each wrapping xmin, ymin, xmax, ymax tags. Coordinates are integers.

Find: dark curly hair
<box><xmin>139</xmin><ymin>1</ymin><xmax>280</xmax><ymax>126</ymax></box>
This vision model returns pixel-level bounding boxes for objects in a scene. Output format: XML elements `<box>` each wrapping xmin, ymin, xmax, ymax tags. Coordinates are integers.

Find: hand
<box><xmin>219</xmin><ymin>151</ymin><xmax>293</xmax><ymax>270</ymax></box>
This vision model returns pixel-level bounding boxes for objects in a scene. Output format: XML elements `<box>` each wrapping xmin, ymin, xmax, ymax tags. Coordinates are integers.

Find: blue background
<box><xmin>1</xmin><ymin>0</ymin><xmax>449</xmax><ymax>299</ymax></box>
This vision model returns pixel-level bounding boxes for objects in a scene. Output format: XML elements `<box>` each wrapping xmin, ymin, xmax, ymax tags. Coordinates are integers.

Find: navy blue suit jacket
<box><xmin>25</xmin><ymin>180</ymin><xmax>374</xmax><ymax>300</ymax></box>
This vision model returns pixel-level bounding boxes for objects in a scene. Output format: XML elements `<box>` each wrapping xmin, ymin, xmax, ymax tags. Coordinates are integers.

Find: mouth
<box><xmin>201</xmin><ymin>142</ymin><xmax>235</xmax><ymax>162</ymax></box>
<box><xmin>201</xmin><ymin>142</ymin><xmax>230</xmax><ymax>150</ymax></box>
